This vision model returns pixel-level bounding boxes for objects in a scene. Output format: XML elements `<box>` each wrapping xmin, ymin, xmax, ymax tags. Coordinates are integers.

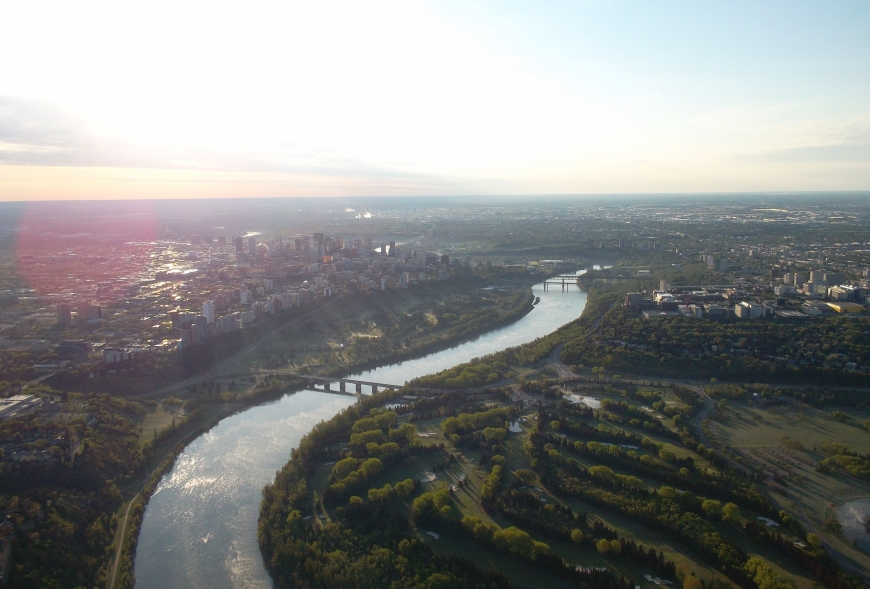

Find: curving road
<box><xmin>547</xmin><ymin>343</ymin><xmax>577</xmax><ymax>379</ymax></box>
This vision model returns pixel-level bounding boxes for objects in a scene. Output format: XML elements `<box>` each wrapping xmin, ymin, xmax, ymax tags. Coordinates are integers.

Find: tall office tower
<box><xmin>57</xmin><ymin>303</ymin><xmax>72</xmax><ymax>326</ymax></box>
<box><xmin>389</xmin><ymin>241</ymin><xmax>396</xmax><ymax>256</ymax></box>
<box><xmin>234</xmin><ymin>235</ymin><xmax>243</xmax><ymax>252</ymax></box>
<box><xmin>248</xmin><ymin>236</ymin><xmax>257</xmax><ymax>255</ymax></box>
<box><xmin>218</xmin><ymin>235</ymin><xmax>227</xmax><ymax>245</ymax></box>
<box><xmin>313</xmin><ymin>232</ymin><xmax>324</xmax><ymax>245</ymax></box>
<box><xmin>363</xmin><ymin>235</ymin><xmax>372</xmax><ymax>252</ymax></box>
<box><xmin>202</xmin><ymin>300</ymin><xmax>215</xmax><ymax>324</ymax></box>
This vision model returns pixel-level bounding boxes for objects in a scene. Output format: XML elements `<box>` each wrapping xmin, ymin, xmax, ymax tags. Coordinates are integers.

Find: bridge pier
<box><xmin>356</xmin><ymin>382</ymin><xmax>362</xmax><ymax>394</ymax></box>
<box><xmin>340</xmin><ymin>379</ymin><xmax>347</xmax><ymax>393</ymax></box>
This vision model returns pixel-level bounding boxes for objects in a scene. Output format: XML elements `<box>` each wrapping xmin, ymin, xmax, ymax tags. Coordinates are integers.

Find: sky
<box><xmin>1</xmin><ymin>0</ymin><xmax>869</xmax><ymax>200</ymax></box>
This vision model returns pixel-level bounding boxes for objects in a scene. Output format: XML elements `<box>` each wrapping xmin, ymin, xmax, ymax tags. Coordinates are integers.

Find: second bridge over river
<box><xmin>542</xmin><ymin>274</ymin><xmax>581</xmax><ymax>290</ymax></box>
<box><xmin>280</xmin><ymin>373</ymin><xmax>406</xmax><ymax>396</ymax></box>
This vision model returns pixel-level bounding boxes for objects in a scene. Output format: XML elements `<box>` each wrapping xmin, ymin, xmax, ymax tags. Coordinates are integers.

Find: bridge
<box><xmin>542</xmin><ymin>274</ymin><xmax>580</xmax><ymax>290</ymax></box>
<box><xmin>280</xmin><ymin>373</ymin><xmax>405</xmax><ymax>396</ymax></box>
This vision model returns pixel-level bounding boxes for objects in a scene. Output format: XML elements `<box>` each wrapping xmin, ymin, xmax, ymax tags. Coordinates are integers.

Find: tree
<box><xmin>683</xmin><ymin>576</ymin><xmax>703</xmax><ymax>589</ymax></box>
<box><xmin>701</xmin><ymin>499</ymin><xmax>723</xmax><ymax>519</ymax></box>
<box><xmin>745</xmin><ymin>557</ymin><xmax>795</xmax><ymax>589</ymax></box>
<box><xmin>571</xmin><ymin>529</ymin><xmax>585</xmax><ymax>544</ymax></box>
<box><xmin>596</xmin><ymin>538</ymin><xmax>611</xmax><ymax>554</ymax></box>
<box><xmin>823</xmin><ymin>518</ymin><xmax>842</xmax><ymax>533</ymax></box>
<box><xmin>722</xmin><ymin>502</ymin><xmax>740</xmax><ymax>523</ymax></box>
<box><xmin>806</xmin><ymin>533</ymin><xmax>822</xmax><ymax>549</ymax></box>
<box><xmin>515</xmin><ymin>470</ymin><xmax>537</xmax><ymax>484</ymax></box>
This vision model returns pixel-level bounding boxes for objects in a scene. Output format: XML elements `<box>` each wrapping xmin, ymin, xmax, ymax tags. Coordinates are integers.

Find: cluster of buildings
<box><xmin>55</xmin><ymin>302</ymin><xmax>102</xmax><ymax>326</ymax></box>
<box><xmin>11</xmin><ymin>229</ymin><xmax>454</xmax><ymax>359</ymax></box>
<box><xmin>772</xmin><ymin>269</ymin><xmax>869</xmax><ymax>301</ymax></box>
<box><xmin>162</xmin><ymin>231</ymin><xmax>452</xmax><ymax>351</ymax></box>
<box><xmin>624</xmin><ymin>271</ymin><xmax>868</xmax><ymax>321</ymax></box>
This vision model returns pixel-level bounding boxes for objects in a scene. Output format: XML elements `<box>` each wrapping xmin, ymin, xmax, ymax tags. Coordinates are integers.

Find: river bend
<box><xmin>134</xmin><ymin>279</ymin><xmax>587</xmax><ymax>589</ymax></box>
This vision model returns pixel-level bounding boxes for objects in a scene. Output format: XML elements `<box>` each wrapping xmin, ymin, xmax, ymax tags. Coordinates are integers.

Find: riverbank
<box><xmin>130</xmin><ymin>279</ymin><xmax>589</xmax><ymax>588</ymax></box>
<box><xmin>320</xmin><ymin>286</ymin><xmax>535</xmax><ymax>379</ymax></box>
<box><xmin>112</xmin><ymin>280</ymin><xmax>540</xmax><ymax>587</ymax></box>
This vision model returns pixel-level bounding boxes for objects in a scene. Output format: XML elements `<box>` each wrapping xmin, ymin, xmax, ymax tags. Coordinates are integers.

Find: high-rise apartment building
<box><xmin>77</xmin><ymin>304</ymin><xmax>102</xmax><ymax>323</ymax></box>
<box><xmin>202</xmin><ymin>300</ymin><xmax>215</xmax><ymax>324</ymax></box>
<box><xmin>57</xmin><ymin>303</ymin><xmax>72</xmax><ymax>326</ymax></box>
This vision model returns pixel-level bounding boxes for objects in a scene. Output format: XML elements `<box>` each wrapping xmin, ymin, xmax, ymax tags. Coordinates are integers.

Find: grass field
<box><xmin>707</xmin><ymin>401</ymin><xmax>870</xmax><ymax>580</ymax></box>
<box><xmin>135</xmin><ymin>403</ymin><xmax>180</xmax><ymax>442</ymax></box>
<box><xmin>711</xmin><ymin>403</ymin><xmax>870</xmax><ymax>454</ymax></box>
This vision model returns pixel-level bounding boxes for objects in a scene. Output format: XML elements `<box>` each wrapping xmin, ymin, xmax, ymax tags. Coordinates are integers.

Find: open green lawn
<box><xmin>712</xmin><ymin>403</ymin><xmax>870</xmax><ymax>453</ymax></box>
<box><xmin>707</xmin><ymin>401</ymin><xmax>870</xmax><ymax>580</ymax></box>
<box><xmin>135</xmin><ymin>403</ymin><xmax>179</xmax><ymax>443</ymax></box>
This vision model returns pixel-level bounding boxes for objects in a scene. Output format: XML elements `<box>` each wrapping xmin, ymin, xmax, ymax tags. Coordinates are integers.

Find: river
<box><xmin>134</xmin><ymin>276</ymin><xmax>589</xmax><ymax>589</ymax></box>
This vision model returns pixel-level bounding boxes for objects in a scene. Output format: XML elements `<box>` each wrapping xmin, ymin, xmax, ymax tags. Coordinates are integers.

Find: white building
<box><xmin>202</xmin><ymin>300</ymin><xmax>215</xmax><ymax>324</ymax></box>
<box><xmin>734</xmin><ymin>302</ymin><xmax>772</xmax><ymax>319</ymax></box>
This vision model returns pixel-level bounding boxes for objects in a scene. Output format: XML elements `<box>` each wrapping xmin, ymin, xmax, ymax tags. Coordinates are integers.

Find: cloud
<box><xmin>0</xmin><ymin>96</ymin><xmax>93</xmax><ymax>161</ymax></box>
<box><xmin>726</xmin><ymin>115</ymin><xmax>870</xmax><ymax>165</ymax></box>
<box><xmin>0</xmin><ymin>95</ymin><xmax>497</xmax><ymax>194</ymax></box>
<box><xmin>744</xmin><ymin>142</ymin><xmax>870</xmax><ymax>163</ymax></box>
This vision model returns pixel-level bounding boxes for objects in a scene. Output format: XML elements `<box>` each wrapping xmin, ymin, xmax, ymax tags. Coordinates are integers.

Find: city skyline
<box><xmin>2</xmin><ymin>0</ymin><xmax>869</xmax><ymax>201</ymax></box>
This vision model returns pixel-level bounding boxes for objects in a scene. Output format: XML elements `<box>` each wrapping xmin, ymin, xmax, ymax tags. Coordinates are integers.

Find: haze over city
<box><xmin>2</xmin><ymin>0</ymin><xmax>869</xmax><ymax>201</ymax></box>
<box><xmin>3</xmin><ymin>4</ymin><xmax>870</xmax><ymax>589</ymax></box>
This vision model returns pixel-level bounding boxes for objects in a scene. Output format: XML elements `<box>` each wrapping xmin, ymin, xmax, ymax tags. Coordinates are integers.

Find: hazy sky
<box><xmin>1</xmin><ymin>1</ymin><xmax>869</xmax><ymax>200</ymax></box>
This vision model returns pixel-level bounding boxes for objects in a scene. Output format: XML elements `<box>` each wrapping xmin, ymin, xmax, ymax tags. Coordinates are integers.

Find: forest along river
<box><xmin>133</xmin><ymin>278</ymin><xmax>588</xmax><ymax>589</ymax></box>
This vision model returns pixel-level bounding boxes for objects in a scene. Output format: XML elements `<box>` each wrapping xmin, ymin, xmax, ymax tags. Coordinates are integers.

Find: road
<box><xmin>693</xmin><ymin>384</ymin><xmax>716</xmax><ymax>447</ymax></box>
<box><xmin>547</xmin><ymin>343</ymin><xmax>576</xmax><ymax>379</ymax></box>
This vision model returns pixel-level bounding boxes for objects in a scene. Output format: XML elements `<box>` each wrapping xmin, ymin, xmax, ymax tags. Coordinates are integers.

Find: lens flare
<box><xmin>16</xmin><ymin>200</ymin><xmax>159</xmax><ymax>303</ymax></box>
